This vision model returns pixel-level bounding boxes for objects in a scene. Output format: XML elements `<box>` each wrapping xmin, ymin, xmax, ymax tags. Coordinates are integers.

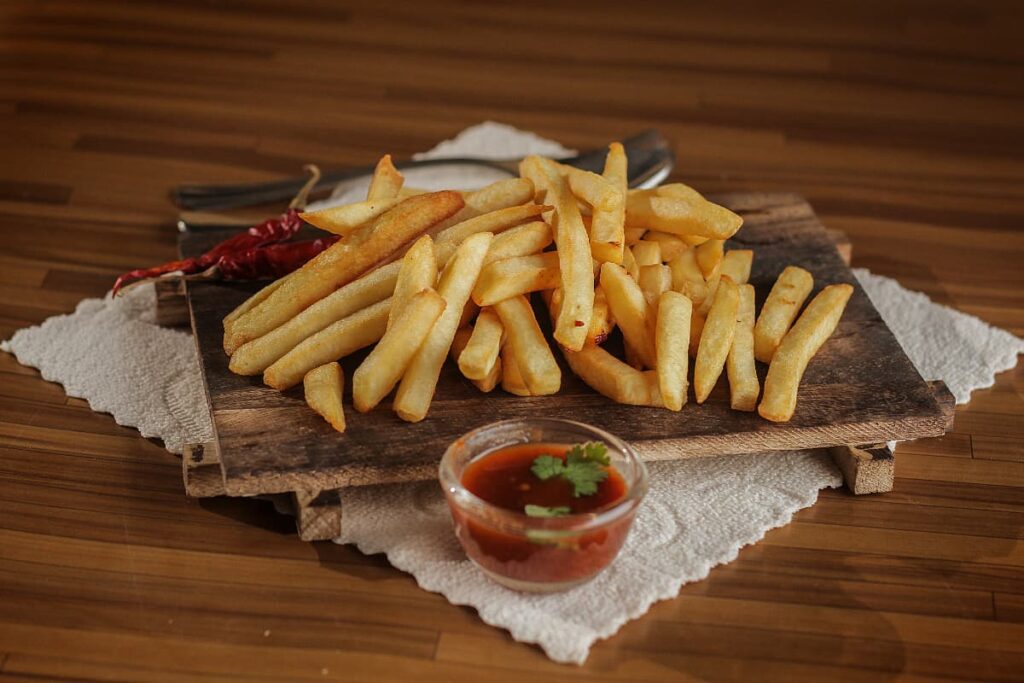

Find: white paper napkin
<box><xmin>3</xmin><ymin>123</ymin><xmax>1022</xmax><ymax>664</ymax></box>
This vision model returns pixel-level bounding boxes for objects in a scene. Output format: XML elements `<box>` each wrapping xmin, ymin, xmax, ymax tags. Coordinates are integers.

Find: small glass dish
<box><xmin>439</xmin><ymin>418</ymin><xmax>648</xmax><ymax>593</ymax></box>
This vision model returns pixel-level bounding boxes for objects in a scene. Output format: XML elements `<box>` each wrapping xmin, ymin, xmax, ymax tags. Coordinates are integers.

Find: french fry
<box><xmin>758</xmin><ymin>284</ymin><xmax>853</xmax><ymax>422</ymax></box>
<box><xmin>626</xmin><ymin>185</ymin><xmax>743</xmax><ymax>240</ymax></box>
<box><xmin>697</xmin><ymin>270</ymin><xmax>722</xmax><ymax>316</ymax></box>
<box><xmin>493</xmin><ymin>295</ymin><xmax>561</xmax><ymax>395</ymax></box>
<box><xmin>264</xmin><ymin>298</ymin><xmax>391</xmax><ymax>391</ymax></box>
<box><xmin>600</xmin><ymin>263</ymin><xmax>656</xmax><ymax>369</ymax></box>
<box><xmin>656</xmin><ymin>291</ymin><xmax>692</xmax><ymax>411</ymax></box>
<box><xmin>539</xmin><ymin>157</ymin><xmax>594</xmax><ymax>351</ymax></box>
<box><xmin>564</xmin><ymin>167</ymin><xmax>616</xmax><ymax>211</ymax></box>
<box><xmin>693</xmin><ymin>276</ymin><xmax>740</xmax><ymax>403</ymax></box>
<box><xmin>303</xmin><ymin>362</ymin><xmax>346</xmax><ymax>432</ymax></box>
<box><xmin>484</xmin><ymin>221</ymin><xmax>552</xmax><ymax>264</ymax></box>
<box><xmin>500</xmin><ymin>345</ymin><xmax>531</xmax><ymax>396</ymax></box>
<box><xmin>727</xmin><ymin>284</ymin><xmax>759</xmax><ymax>411</ymax></box>
<box><xmin>387</xmin><ymin>234</ymin><xmax>437</xmax><ymax>330</ymax></box>
<box><xmin>398</xmin><ymin>186</ymin><xmax>427</xmax><ymax>198</ymax></box>
<box><xmin>695</xmin><ymin>239</ymin><xmax>724</xmax><ymax>279</ymax></box>
<box><xmin>622</xmin><ymin>244</ymin><xmax>641</xmax><ymax>280</ymax></box>
<box><xmin>587</xmin><ymin>285</ymin><xmax>615</xmax><ymax>345</ymax></box>
<box><xmin>299</xmin><ymin>198</ymin><xmax>401</xmax><ymax>237</ymax></box>
<box><xmin>366</xmin><ymin>154</ymin><xmax>404</xmax><ymax>201</ymax></box>
<box><xmin>227</xmin><ymin>191</ymin><xmax>463</xmax><ymax>353</ymax></box>
<box><xmin>353</xmin><ymin>289</ymin><xmax>446</xmax><ymax>413</ymax></box>
<box><xmin>457</xmin><ymin>307</ymin><xmax>503</xmax><ymax>381</ymax></box>
<box><xmin>518</xmin><ymin>156</ymin><xmax>551</xmax><ymax>205</ymax></box>
<box><xmin>223</xmin><ymin>270</ymin><xmax>294</xmax><ymax>344</ymax></box>
<box><xmin>632</xmin><ymin>240</ymin><xmax>662</xmax><ymax>267</ymax></box>
<box><xmin>229</xmin><ymin>264</ymin><xmax>398</xmax><ymax>376</ymax></box>
<box><xmin>689</xmin><ymin>309</ymin><xmax>705</xmax><ymax>358</ymax></box>
<box><xmin>394</xmin><ymin>232</ymin><xmax>493</xmax><ymax>422</ymax></box>
<box><xmin>668</xmin><ymin>248</ymin><xmax>707</xmax><ymax>305</ymax></box>
<box><xmin>452</xmin><ymin>326</ymin><xmax>501</xmax><ymax>393</ymax></box>
<box><xmin>432</xmin><ymin>178</ymin><xmax>535</xmax><ymax>233</ymax></box>
<box><xmin>625</xmin><ymin>227</ymin><xmax>647</xmax><ymax>245</ymax></box>
<box><xmin>589</xmin><ymin>142</ymin><xmax>626</xmax><ymax>264</ymax></box>
<box><xmin>753</xmin><ymin>266</ymin><xmax>814</xmax><ymax>363</ymax></box>
<box><xmin>472</xmin><ymin>252</ymin><xmax>560</xmax><ymax>307</ymax></box>
<box><xmin>642</xmin><ymin>231</ymin><xmax>687</xmax><ymax>262</ymax></box>
<box><xmin>434</xmin><ymin>203</ymin><xmax>549</xmax><ymax>255</ymax></box>
<box><xmin>638</xmin><ymin>264</ymin><xmax>672</xmax><ymax>307</ymax></box>
<box><xmin>721</xmin><ymin>249</ymin><xmax>753</xmax><ymax>285</ymax></box>
<box><xmin>561</xmin><ymin>343</ymin><xmax>655</xmax><ymax>406</ymax></box>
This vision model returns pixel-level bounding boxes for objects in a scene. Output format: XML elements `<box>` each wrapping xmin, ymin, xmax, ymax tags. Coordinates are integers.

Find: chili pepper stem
<box><xmin>289</xmin><ymin>164</ymin><xmax>322</xmax><ymax>211</ymax></box>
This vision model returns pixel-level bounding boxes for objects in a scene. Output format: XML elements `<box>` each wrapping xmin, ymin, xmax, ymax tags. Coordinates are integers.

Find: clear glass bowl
<box><xmin>439</xmin><ymin>418</ymin><xmax>648</xmax><ymax>593</ymax></box>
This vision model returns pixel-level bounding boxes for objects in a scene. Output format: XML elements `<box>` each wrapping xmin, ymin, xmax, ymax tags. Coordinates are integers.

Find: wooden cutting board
<box><xmin>182</xmin><ymin>191</ymin><xmax>953</xmax><ymax>497</ymax></box>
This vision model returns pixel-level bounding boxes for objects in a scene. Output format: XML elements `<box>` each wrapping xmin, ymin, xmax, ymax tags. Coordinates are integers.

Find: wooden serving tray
<box><xmin>181</xmin><ymin>192</ymin><xmax>954</xmax><ymax>498</ymax></box>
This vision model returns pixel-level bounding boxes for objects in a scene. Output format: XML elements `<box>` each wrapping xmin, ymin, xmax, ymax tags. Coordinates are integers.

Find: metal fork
<box><xmin>172</xmin><ymin>129</ymin><xmax>674</xmax><ymax>211</ymax></box>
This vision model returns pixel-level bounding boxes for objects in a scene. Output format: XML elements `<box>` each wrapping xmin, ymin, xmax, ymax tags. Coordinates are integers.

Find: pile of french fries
<box><xmin>222</xmin><ymin>148</ymin><xmax>852</xmax><ymax>432</ymax></box>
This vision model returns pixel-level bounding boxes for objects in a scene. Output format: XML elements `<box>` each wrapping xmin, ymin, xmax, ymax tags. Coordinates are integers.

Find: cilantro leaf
<box><xmin>530</xmin><ymin>454</ymin><xmax>565</xmax><ymax>480</ymax></box>
<box><xmin>524</xmin><ymin>504</ymin><xmax>571</xmax><ymax>518</ymax></box>
<box><xmin>563</xmin><ymin>460</ymin><xmax>609</xmax><ymax>497</ymax></box>
<box><xmin>565</xmin><ymin>441</ymin><xmax>610</xmax><ymax>467</ymax></box>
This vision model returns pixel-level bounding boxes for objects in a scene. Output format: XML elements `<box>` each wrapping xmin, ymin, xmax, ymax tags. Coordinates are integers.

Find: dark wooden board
<box><xmin>183</xmin><ymin>192</ymin><xmax>953</xmax><ymax>496</ymax></box>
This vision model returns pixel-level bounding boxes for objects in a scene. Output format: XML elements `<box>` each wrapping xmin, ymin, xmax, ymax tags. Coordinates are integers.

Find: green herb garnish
<box><xmin>530</xmin><ymin>441</ymin><xmax>610</xmax><ymax>497</ymax></box>
<box><xmin>524</xmin><ymin>504</ymin><xmax>571</xmax><ymax>518</ymax></box>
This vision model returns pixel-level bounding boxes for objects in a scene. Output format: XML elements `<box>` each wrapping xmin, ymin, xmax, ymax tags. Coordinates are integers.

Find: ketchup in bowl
<box><xmin>440</xmin><ymin>419</ymin><xmax>647</xmax><ymax>593</ymax></box>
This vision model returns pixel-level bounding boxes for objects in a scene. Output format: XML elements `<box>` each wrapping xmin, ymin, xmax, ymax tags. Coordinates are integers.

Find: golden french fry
<box><xmin>484</xmin><ymin>221</ymin><xmax>552</xmax><ymax>263</ymax></box>
<box><xmin>388</xmin><ymin>234</ymin><xmax>437</xmax><ymax>330</ymax></box>
<box><xmin>721</xmin><ymin>249</ymin><xmax>753</xmax><ymax>285</ymax></box>
<box><xmin>656</xmin><ymin>291</ymin><xmax>692</xmax><ymax>411</ymax></box>
<box><xmin>457</xmin><ymin>307</ymin><xmax>504</xmax><ymax>381</ymax></box>
<box><xmin>600</xmin><ymin>263</ymin><xmax>656</xmax><ymax>369</ymax></box>
<box><xmin>432</xmin><ymin>178</ymin><xmax>535</xmax><ymax>233</ymax></box>
<box><xmin>689</xmin><ymin>309</ymin><xmax>705</xmax><ymax>358</ymax></box>
<box><xmin>727</xmin><ymin>284</ymin><xmax>759</xmax><ymax>411</ymax></box>
<box><xmin>299</xmin><ymin>198</ymin><xmax>401</xmax><ymax>237</ymax></box>
<box><xmin>452</xmin><ymin>326</ymin><xmax>501</xmax><ymax>393</ymax></box>
<box><xmin>759</xmin><ymin>284</ymin><xmax>853</xmax><ymax>422</ymax></box>
<box><xmin>538</xmin><ymin>158</ymin><xmax>594</xmax><ymax>351</ymax></box>
<box><xmin>622</xmin><ymin>243</ymin><xmax>641</xmax><ymax>280</ymax></box>
<box><xmin>587</xmin><ymin>285</ymin><xmax>615</xmax><ymax>345</ymax></box>
<box><xmin>626</xmin><ymin>185</ymin><xmax>743</xmax><ymax>240</ymax></box>
<box><xmin>589</xmin><ymin>142</ymin><xmax>626</xmax><ymax>264</ymax></box>
<box><xmin>227</xmin><ymin>191</ymin><xmax>462</xmax><ymax>353</ymax></box>
<box><xmin>492</xmin><ymin>295</ymin><xmax>561</xmax><ymax>396</ymax></box>
<box><xmin>353</xmin><ymin>289</ymin><xmax>446</xmax><ymax>413</ymax></box>
<box><xmin>564</xmin><ymin>167</ymin><xmax>616</xmax><ymax>210</ymax></box>
<box><xmin>561</xmin><ymin>343</ymin><xmax>656</xmax><ymax>406</ymax></box>
<box><xmin>638</xmin><ymin>264</ymin><xmax>672</xmax><ymax>307</ymax></box>
<box><xmin>223</xmin><ymin>271</ymin><xmax>294</xmax><ymax>344</ymax></box>
<box><xmin>697</xmin><ymin>269</ymin><xmax>722</xmax><ymax>316</ymax></box>
<box><xmin>754</xmin><ymin>265</ymin><xmax>814</xmax><ymax>364</ymax></box>
<box><xmin>366</xmin><ymin>154</ymin><xmax>404</xmax><ymax>201</ymax></box>
<box><xmin>434</xmin><ymin>203</ymin><xmax>549</xmax><ymax>253</ymax></box>
<box><xmin>632</xmin><ymin>240</ymin><xmax>662</xmax><ymax>267</ymax></box>
<box><xmin>472</xmin><ymin>252</ymin><xmax>560</xmax><ymax>307</ymax></box>
<box><xmin>229</xmin><ymin>264</ymin><xmax>399</xmax><ymax>376</ymax></box>
<box><xmin>625</xmin><ymin>227</ymin><xmax>647</xmax><ymax>245</ymax></box>
<box><xmin>500</xmin><ymin>345</ymin><xmax>531</xmax><ymax>396</ymax></box>
<box><xmin>668</xmin><ymin>248</ymin><xmax>707</xmax><ymax>305</ymax></box>
<box><xmin>394</xmin><ymin>232</ymin><xmax>493</xmax><ymax>422</ymax></box>
<box><xmin>695</xmin><ymin>239</ymin><xmax>724</xmax><ymax>279</ymax></box>
<box><xmin>398</xmin><ymin>186</ymin><xmax>427</xmax><ymax>198</ymax></box>
<box><xmin>642</xmin><ymin>231</ymin><xmax>687</xmax><ymax>262</ymax></box>
<box><xmin>264</xmin><ymin>298</ymin><xmax>391</xmax><ymax>391</ymax></box>
<box><xmin>303</xmin><ymin>362</ymin><xmax>346</xmax><ymax>432</ymax></box>
<box><xmin>693</xmin><ymin>276</ymin><xmax>740</xmax><ymax>403</ymax></box>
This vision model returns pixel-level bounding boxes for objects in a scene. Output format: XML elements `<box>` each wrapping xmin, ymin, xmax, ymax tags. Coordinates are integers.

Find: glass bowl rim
<box><xmin>438</xmin><ymin>417</ymin><xmax>648</xmax><ymax>536</ymax></box>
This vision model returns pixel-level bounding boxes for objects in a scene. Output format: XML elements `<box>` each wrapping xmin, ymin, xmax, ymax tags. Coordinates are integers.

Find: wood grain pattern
<box><xmin>0</xmin><ymin>0</ymin><xmax>1022</xmax><ymax>680</ymax></box>
<box><xmin>183</xmin><ymin>193</ymin><xmax>952</xmax><ymax>495</ymax></box>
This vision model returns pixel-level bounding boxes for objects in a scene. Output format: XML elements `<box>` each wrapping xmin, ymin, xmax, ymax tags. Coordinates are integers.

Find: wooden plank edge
<box><xmin>182</xmin><ymin>441</ymin><xmax>226</xmax><ymax>498</ymax></box>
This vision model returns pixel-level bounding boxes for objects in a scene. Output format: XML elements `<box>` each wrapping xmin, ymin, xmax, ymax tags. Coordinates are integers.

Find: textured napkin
<box><xmin>3</xmin><ymin>123</ymin><xmax>1022</xmax><ymax>664</ymax></box>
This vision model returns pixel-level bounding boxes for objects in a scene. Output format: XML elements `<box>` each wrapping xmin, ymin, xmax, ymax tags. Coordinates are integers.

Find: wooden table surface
<box><xmin>2</xmin><ymin>1</ymin><xmax>1022</xmax><ymax>680</ymax></box>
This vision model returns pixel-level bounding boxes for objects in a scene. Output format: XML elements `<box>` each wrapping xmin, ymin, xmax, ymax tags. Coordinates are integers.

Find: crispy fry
<box><xmin>689</xmin><ymin>309</ymin><xmax>705</xmax><ymax>358</ymax></box>
<box><xmin>625</xmin><ymin>227</ymin><xmax>647</xmax><ymax>245</ymax></box>
<box><xmin>638</xmin><ymin>264</ymin><xmax>672</xmax><ymax>307</ymax></box>
<box><xmin>227</xmin><ymin>191</ymin><xmax>463</xmax><ymax>353</ymax></box>
<box><xmin>668</xmin><ymin>248</ymin><xmax>707</xmax><ymax>305</ymax></box>
<box><xmin>695</xmin><ymin>239</ymin><xmax>724</xmax><ymax>279</ymax></box>
<box><xmin>493</xmin><ymin>295</ymin><xmax>561</xmax><ymax>396</ymax></box>
<box><xmin>753</xmin><ymin>266</ymin><xmax>814</xmax><ymax>363</ymax></box>
<box><xmin>727</xmin><ymin>284</ymin><xmax>759</xmax><ymax>411</ymax></box>
<box><xmin>229</xmin><ymin>264</ymin><xmax>399</xmax><ymax>376</ymax></box>
<box><xmin>484</xmin><ymin>221</ymin><xmax>552</xmax><ymax>264</ymax></box>
<box><xmin>366</xmin><ymin>154</ymin><xmax>404</xmax><ymax>201</ymax></box>
<box><xmin>600</xmin><ymin>262</ymin><xmax>656</xmax><ymax>369</ymax></box>
<box><xmin>299</xmin><ymin>198</ymin><xmax>401</xmax><ymax>237</ymax></box>
<box><xmin>472</xmin><ymin>252</ymin><xmax>560</xmax><ymax>307</ymax></box>
<box><xmin>434</xmin><ymin>203</ymin><xmax>549</xmax><ymax>254</ymax></box>
<box><xmin>589</xmin><ymin>142</ymin><xmax>626</xmax><ymax>264</ymax></box>
<box><xmin>457</xmin><ymin>307</ymin><xmax>504</xmax><ymax>381</ymax></box>
<box><xmin>561</xmin><ymin>343</ymin><xmax>656</xmax><ymax>406</ymax></box>
<box><xmin>587</xmin><ymin>285</ymin><xmax>615</xmax><ymax>345</ymax></box>
<box><xmin>394</xmin><ymin>232</ymin><xmax>493</xmax><ymax>422</ymax></box>
<box><xmin>697</xmin><ymin>269</ymin><xmax>722</xmax><ymax>317</ymax></box>
<box><xmin>538</xmin><ymin>157</ymin><xmax>594</xmax><ymax>351</ymax></box>
<box><xmin>264</xmin><ymin>298</ymin><xmax>391</xmax><ymax>391</ymax></box>
<box><xmin>564</xmin><ymin>167</ymin><xmax>616</xmax><ymax>211</ymax></box>
<box><xmin>500</xmin><ymin>345</ymin><xmax>531</xmax><ymax>396</ymax></box>
<box><xmin>632</xmin><ymin>240</ymin><xmax>662</xmax><ymax>267</ymax></box>
<box><xmin>452</xmin><ymin>326</ymin><xmax>501</xmax><ymax>393</ymax></box>
<box><xmin>388</xmin><ymin>234</ymin><xmax>437</xmax><ymax>330</ymax></box>
<box><xmin>223</xmin><ymin>270</ymin><xmax>294</xmax><ymax>344</ymax></box>
<box><xmin>622</xmin><ymin>244</ymin><xmax>641</xmax><ymax>280</ymax></box>
<box><xmin>432</xmin><ymin>178</ymin><xmax>535</xmax><ymax>233</ymax></box>
<box><xmin>656</xmin><ymin>291</ymin><xmax>692</xmax><ymax>411</ymax></box>
<box><xmin>626</xmin><ymin>188</ymin><xmax>743</xmax><ymax>240</ymax></box>
<box><xmin>643</xmin><ymin>231</ymin><xmax>687</xmax><ymax>262</ymax></box>
<box><xmin>518</xmin><ymin>155</ymin><xmax>550</xmax><ymax>204</ymax></box>
<box><xmin>303</xmin><ymin>362</ymin><xmax>346</xmax><ymax>432</ymax></box>
<box><xmin>721</xmin><ymin>249</ymin><xmax>753</xmax><ymax>285</ymax></box>
<box><xmin>693</xmin><ymin>276</ymin><xmax>740</xmax><ymax>403</ymax></box>
<box><xmin>759</xmin><ymin>284</ymin><xmax>853</xmax><ymax>422</ymax></box>
<box><xmin>353</xmin><ymin>289</ymin><xmax>446</xmax><ymax>413</ymax></box>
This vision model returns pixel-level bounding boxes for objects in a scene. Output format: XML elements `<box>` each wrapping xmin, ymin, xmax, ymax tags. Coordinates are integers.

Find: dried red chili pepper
<box><xmin>215</xmin><ymin>235</ymin><xmax>339</xmax><ymax>280</ymax></box>
<box><xmin>112</xmin><ymin>166</ymin><xmax>322</xmax><ymax>294</ymax></box>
